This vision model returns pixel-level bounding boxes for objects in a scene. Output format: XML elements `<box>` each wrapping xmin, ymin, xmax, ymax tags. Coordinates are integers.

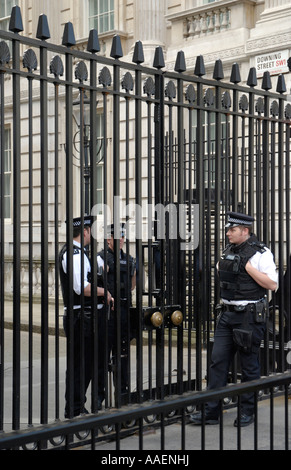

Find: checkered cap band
<box><xmin>72</xmin><ymin>216</ymin><xmax>93</xmax><ymax>227</ymax></box>
<box><xmin>225</xmin><ymin>211</ymin><xmax>254</xmax><ymax>227</ymax></box>
<box><xmin>227</xmin><ymin>216</ymin><xmax>252</xmax><ymax>226</ymax></box>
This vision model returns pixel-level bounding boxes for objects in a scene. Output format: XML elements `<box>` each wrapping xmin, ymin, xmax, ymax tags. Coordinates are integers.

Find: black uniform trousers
<box><xmin>98</xmin><ymin>302</ymin><xmax>130</xmax><ymax>403</ymax></box>
<box><xmin>63</xmin><ymin>310</ymin><xmax>93</xmax><ymax>418</ymax></box>
<box><xmin>206</xmin><ymin>306</ymin><xmax>266</xmax><ymax>418</ymax></box>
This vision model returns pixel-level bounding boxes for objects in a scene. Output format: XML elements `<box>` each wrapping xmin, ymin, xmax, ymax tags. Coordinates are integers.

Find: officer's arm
<box><xmin>84</xmin><ymin>283</ymin><xmax>113</xmax><ymax>304</ymax></box>
<box><xmin>245</xmin><ymin>261</ymin><xmax>277</xmax><ymax>291</ymax></box>
<box><xmin>131</xmin><ymin>270</ymin><xmax>136</xmax><ymax>290</ymax></box>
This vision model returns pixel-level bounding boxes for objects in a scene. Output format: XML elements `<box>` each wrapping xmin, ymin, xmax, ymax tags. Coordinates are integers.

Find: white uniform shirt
<box><xmin>62</xmin><ymin>241</ymin><xmax>91</xmax><ymax>308</ymax></box>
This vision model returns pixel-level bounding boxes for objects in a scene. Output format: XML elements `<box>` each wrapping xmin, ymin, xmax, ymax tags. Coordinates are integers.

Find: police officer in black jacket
<box><xmin>59</xmin><ymin>216</ymin><xmax>113</xmax><ymax>418</ymax></box>
<box><xmin>190</xmin><ymin>211</ymin><xmax>278</xmax><ymax>427</ymax></box>
<box><xmin>97</xmin><ymin>223</ymin><xmax>136</xmax><ymax>405</ymax></box>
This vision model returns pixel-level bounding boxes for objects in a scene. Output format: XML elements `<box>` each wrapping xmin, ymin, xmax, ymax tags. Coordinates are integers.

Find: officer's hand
<box><xmin>244</xmin><ymin>260</ymin><xmax>252</xmax><ymax>271</ymax></box>
<box><xmin>107</xmin><ymin>291</ymin><xmax>114</xmax><ymax>310</ymax></box>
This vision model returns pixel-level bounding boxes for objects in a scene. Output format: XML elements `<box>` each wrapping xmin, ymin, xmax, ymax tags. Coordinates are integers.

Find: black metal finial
<box><xmin>239</xmin><ymin>94</ymin><xmax>249</xmax><ymax>112</ymax></box>
<box><xmin>9</xmin><ymin>5</ymin><xmax>23</xmax><ymax>33</ymax></box>
<box><xmin>121</xmin><ymin>71</ymin><xmax>134</xmax><ymax>93</ymax></box>
<box><xmin>270</xmin><ymin>100</ymin><xmax>279</xmax><ymax>117</ymax></box>
<box><xmin>36</xmin><ymin>14</ymin><xmax>50</xmax><ymax>40</ymax></box>
<box><xmin>213</xmin><ymin>59</ymin><xmax>224</xmax><ymax>81</ymax></box>
<box><xmin>87</xmin><ymin>29</ymin><xmax>100</xmax><ymax>53</ymax></box>
<box><xmin>23</xmin><ymin>49</ymin><xmax>38</xmax><ymax>73</ymax></box>
<box><xmin>261</xmin><ymin>71</ymin><xmax>272</xmax><ymax>91</ymax></box>
<box><xmin>174</xmin><ymin>50</ymin><xmax>186</xmax><ymax>73</ymax></box>
<box><xmin>285</xmin><ymin>103</ymin><xmax>291</xmax><ymax>120</ymax></box>
<box><xmin>222</xmin><ymin>91</ymin><xmax>231</xmax><ymax>110</ymax></box>
<box><xmin>185</xmin><ymin>84</ymin><xmax>196</xmax><ymax>104</ymax></box>
<box><xmin>256</xmin><ymin>97</ymin><xmax>264</xmax><ymax>115</ymax></box>
<box><xmin>62</xmin><ymin>22</ymin><xmax>76</xmax><ymax>47</ymax></box>
<box><xmin>75</xmin><ymin>61</ymin><xmax>88</xmax><ymax>84</ymax></box>
<box><xmin>230</xmin><ymin>63</ymin><xmax>241</xmax><ymax>84</ymax></box>
<box><xmin>276</xmin><ymin>74</ymin><xmax>286</xmax><ymax>94</ymax></box>
<box><xmin>153</xmin><ymin>46</ymin><xmax>165</xmax><ymax>69</ymax></box>
<box><xmin>110</xmin><ymin>35</ymin><xmax>123</xmax><ymax>59</ymax></box>
<box><xmin>50</xmin><ymin>55</ymin><xmax>64</xmax><ymax>79</ymax></box>
<box><xmin>143</xmin><ymin>77</ymin><xmax>155</xmax><ymax>97</ymax></box>
<box><xmin>247</xmin><ymin>67</ymin><xmax>257</xmax><ymax>87</ymax></box>
<box><xmin>0</xmin><ymin>41</ymin><xmax>10</xmax><ymax>65</ymax></box>
<box><xmin>165</xmin><ymin>81</ymin><xmax>176</xmax><ymax>100</ymax></box>
<box><xmin>132</xmin><ymin>41</ymin><xmax>144</xmax><ymax>64</ymax></box>
<box><xmin>99</xmin><ymin>66</ymin><xmax>112</xmax><ymax>88</ymax></box>
<box><xmin>194</xmin><ymin>55</ymin><xmax>205</xmax><ymax>77</ymax></box>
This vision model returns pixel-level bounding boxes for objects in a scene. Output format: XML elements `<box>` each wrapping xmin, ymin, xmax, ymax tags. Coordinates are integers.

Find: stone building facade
<box><xmin>1</xmin><ymin>0</ymin><xmax>290</xmax><ymax>298</ymax></box>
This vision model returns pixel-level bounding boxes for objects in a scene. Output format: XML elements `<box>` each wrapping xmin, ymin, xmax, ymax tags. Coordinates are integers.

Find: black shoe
<box><xmin>190</xmin><ymin>411</ymin><xmax>219</xmax><ymax>425</ymax></box>
<box><xmin>98</xmin><ymin>398</ymin><xmax>103</xmax><ymax>410</ymax></box>
<box><xmin>65</xmin><ymin>407</ymin><xmax>89</xmax><ymax>419</ymax></box>
<box><xmin>234</xmin><ymin>414</ymin><xmax>254</xmax><ymax>427</ymax></box>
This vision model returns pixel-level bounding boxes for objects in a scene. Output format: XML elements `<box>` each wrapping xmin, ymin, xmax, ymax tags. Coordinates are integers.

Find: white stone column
<box><xmin>133</xmin><ymin>0</ymin><xmax>166</xmax><ymax>63</ymax></box>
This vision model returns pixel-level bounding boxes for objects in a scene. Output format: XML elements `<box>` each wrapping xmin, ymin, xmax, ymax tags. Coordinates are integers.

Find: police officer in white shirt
<box><xmin>190</xmin><ymin>211</ymin><xmax>278</xmax><ymax>427</ymax></box>
<box><xmin>59</xmin><ymin>215</ymin><xmax>113</xmax><ymax>418</ymax></box>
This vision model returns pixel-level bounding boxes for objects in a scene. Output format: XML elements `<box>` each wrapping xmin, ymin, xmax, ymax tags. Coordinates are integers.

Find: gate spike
<box><xmin>174</xmin><ymin>50</ymin><xmax>186</xmax><ymax>73</ymax></box>
<box><xmin>213</xmin><ymin>59</ymin><xmax>224</xmax><ymax>80</ymax></box>
<box><xmin>9</xmin><ymin>5</ymin><xmax>23</xmax><ymax>33</ymax></box>
<box><xmin>276</xmin><ymin>74</ymin><xmax>286</xmax><ymax>94</ymax></box>
<box><xmin>110</xmin><ymin>35</ymin><xmax>123</xmax><ymax>59</ymax></box>
<box><xmin>153</xmin><ymin>46</ymin><xmax>165</xmax><ymax>69</ymax></box>
<box><xmin>62</xmin><ymin>22</ymin><xmax>76</xmax><ymax>47</ymax></box>
<box><xmin>36</xmin><ymin>14</ymin><xmax>50</xmax><ymax>40</ymax></box>
<box><xmin>132</xmin><ymin>40</ymin><xmax>144</xmax><ymax>64</ymax></box>
<box><xmin>230</xmin><ymin>63</ymin><xmax>241</xmax><ymax>84</ymax></box>
<box><xmin>87</xmin><ymin>29</ymin><xmax>100</xmax><ymax>53</ymax></box>
<box><xmin>194</xmin><ymin>55</ymin><xmax>205</xmax><ymax>77</ymax></box>
<box><xmin>262</xmin><ymin>71</ymin><xmax>272</xmax><ymax>91</ymax></box>
<box><xmin>247</xmin><ymin>67</ymin><xmax>257</xmax><ymax>87</ymax></box>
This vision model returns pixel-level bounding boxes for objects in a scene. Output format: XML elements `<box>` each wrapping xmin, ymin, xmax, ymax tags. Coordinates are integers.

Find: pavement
<box><xmin>1</xmin><ymin>299</ymin><xmax>291</xmax><ymax>451</ymax></box>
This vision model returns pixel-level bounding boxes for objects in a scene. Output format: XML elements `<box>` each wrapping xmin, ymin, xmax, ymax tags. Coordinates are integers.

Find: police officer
<box><xmin>97</xmin><ymin>223</ymin><xmax>136</xmax><ymax>405</ymax></box>
<box><xmin>59</xmin><ymin>215</ymin><xmax>113</xmax><ymax>418</ymax></box>
<box><xmin>190</xmin><ymin>211</ymin><xmax>278</xmax><ymax>427</ymax></box>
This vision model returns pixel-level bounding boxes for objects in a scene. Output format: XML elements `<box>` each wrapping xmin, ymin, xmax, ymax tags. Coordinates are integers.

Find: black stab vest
<box><xmin>98</xmin><ymin>248</ymin><xmax>134</xmax><ymax>301</ymax></box>
<box><xmin>59</xmin><ymin>244</ymin><xmax>92</xmax><ymax>309</ymax></box>
<box><xmin>219</xmin><ymin>235</ymin><xmax>267</xmax><ymax>301</ymax></box>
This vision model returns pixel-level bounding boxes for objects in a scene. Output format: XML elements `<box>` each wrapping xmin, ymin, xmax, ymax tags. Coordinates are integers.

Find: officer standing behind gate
<box><xmin>190</xmin><ymin>211</ymin><xmax>278</xmax><ymax>427</ymax></box>
<box><xmin>97</xmin><ymin>223</ymin><xmax>136</xmax><ymax>406</ymax></box>
<box><xmin>59</xmin><ymin>216</ymin><xmax>113</xmax><ymax>418</ymax></box>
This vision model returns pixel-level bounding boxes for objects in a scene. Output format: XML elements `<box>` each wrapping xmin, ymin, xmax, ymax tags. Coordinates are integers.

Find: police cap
<box><xmin>225</xmin><ymin>211</ymin><xmax>254</xmax><ymax>228</ymax></box>
<box><xmin>107</xmin><ymin>223</ymin><xmax>126</xmax><ymax>238</ymax></box>
<box><xmin>72</xmin><ymin>215</ymin><xmax>93</xmax><ymax>227</ymax></box>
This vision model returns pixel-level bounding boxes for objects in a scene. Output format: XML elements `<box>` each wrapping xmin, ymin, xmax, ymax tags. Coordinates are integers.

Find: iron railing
<box><xmin>0</xmin><ymin>372</ymin><xmax>290</xmax><ymax>450</ymax></box>
<box><xmin>0</xmin><ymin>5</ymin><xmax>290</xmax><ymax>447</ymax></box>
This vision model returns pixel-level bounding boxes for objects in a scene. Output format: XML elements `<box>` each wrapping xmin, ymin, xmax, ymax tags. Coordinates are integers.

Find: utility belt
<box><xmin>220</xmin><ymin>298</ymin><xmax>268</xmax><ymax>323</ymax></box>
<box><xmin>217</xmin><ymin>298</ymin><xmax>268</xmax><ymax>353</ymax></box>
<box><xmin>63</xmin><ymin>307</ymin><xmax>91</xmax><ymax>317</ymax></box>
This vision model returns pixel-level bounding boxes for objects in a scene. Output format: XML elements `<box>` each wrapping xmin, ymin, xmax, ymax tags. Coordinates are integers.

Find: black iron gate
<box><xmin>0</xmin><ymin>6</ymin><xmax>290</xmax><ymax>444</ymax></box>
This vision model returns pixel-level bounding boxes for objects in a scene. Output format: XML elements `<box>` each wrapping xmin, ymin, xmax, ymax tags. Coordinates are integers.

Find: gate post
<box><xmin>153</xmin><ymin>47</ymin><xmax>165</xmax><ymax>399</ymax></box>
<box><xmin>10</xmin><ymin>6</ymin><xmax>23</xmax><ymax>431</ymax></box>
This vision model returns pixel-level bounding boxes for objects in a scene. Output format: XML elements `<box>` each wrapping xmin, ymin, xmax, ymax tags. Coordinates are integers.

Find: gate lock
<box><xmin>164</xmin><ymin>305</ymin><xmax>183</xmax><ymax>327</ymax></box>
<box><xmin>142</xmin><ymin>305</ymin><xmax>183</xmax><ymax>329</ymax></box>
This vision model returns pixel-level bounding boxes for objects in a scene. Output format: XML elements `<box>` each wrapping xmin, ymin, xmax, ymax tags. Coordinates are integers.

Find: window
<box><xmin>191</xmin><ymin>108</ymin><xmax>227</xmax><ymax>189</ymax></box>
<box><xmin>0</xmin><ymin>0</ymin><xmax>18</xmax><ymax>31</ymax></box>
<box><xmin>2</xmin><ymin>128</ymin><xmax>11</xmax><ymax>218</ymax></box>
<box><xmin>88</xmin><ymin>0</ymin><xmax>114</xmax><ymax>34</ymax></box>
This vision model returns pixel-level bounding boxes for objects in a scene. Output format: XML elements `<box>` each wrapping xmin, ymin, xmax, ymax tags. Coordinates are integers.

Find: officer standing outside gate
<box><xmin>97</xmin><ymin>223</ymin><xmax>136</xmax><ymax>406</ymax></box>
<box><xmin>190</xmin><ymin>211</ymin><xmax>278</xmax><ymax>427</ymax></box>
<box><xmin>59</xmin><ymin>216</ymin><xmax>113</xmax><ymax>418</ymax></box>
